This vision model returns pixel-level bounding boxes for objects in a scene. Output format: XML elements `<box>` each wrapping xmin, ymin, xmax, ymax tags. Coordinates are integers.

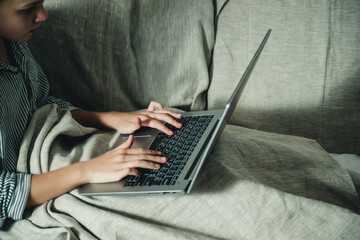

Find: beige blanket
<box><xmin>1</xmin><ymin>104</ymin><xmax>359</xmax><ymax>239</ymax></box>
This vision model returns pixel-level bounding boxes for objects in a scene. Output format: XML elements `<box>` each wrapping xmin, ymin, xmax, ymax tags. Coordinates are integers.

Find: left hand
<box><xmin>72</xmin><ymin>101</ymin><xmax>182</xmax><ymax>135</ymax></box>
<box><xmin>101</xmin><ymin>101</ymin><xmax>182</xmax><ymax>135</ymax></box>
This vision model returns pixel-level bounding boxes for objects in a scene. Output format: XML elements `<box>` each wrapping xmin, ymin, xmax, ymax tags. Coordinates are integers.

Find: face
<box><xmin>0</xmin><ymin>0</ymin><xmax>48</xmax><ymax>42</ymax></box>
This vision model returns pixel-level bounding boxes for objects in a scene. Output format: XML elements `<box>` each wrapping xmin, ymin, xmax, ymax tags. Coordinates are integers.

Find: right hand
<box><xmin>82</xmin><ymin>135</ymin><xmax>166</xmax><ymax>183</ymax></box>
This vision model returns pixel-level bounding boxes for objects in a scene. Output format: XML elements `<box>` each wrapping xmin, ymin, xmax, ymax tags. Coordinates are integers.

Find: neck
<box><xmin>0</xmin><ymin>37</ymin><xmax>11</xmax><ymax>65</ymax></box>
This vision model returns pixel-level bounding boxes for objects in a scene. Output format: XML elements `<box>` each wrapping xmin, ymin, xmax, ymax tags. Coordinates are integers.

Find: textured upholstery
<box><xmin>30</xmin><ymin>0</ymin><xmax>214</xmax><ymax>112</ymax></box>
<box><xmin>210</xmin><ymin>0</ymin><xmax>360</xmax><ymax>153</ymax></box>
<box><xmin>29</xmin><ymin>0</ymin><xmax>360</xmax><ymax>153</ymax></box>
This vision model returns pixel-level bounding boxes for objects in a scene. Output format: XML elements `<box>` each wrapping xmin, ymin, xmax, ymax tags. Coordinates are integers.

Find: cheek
<box><xmin>1</xmin><ymin>16</ymin><xmax>33</xmax><ymax>41</ymax></box>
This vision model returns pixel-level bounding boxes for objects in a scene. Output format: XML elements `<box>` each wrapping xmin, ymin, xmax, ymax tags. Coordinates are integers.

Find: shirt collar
<box><xmin>0</xmin><ymin>41</ymin><xmax>26</xmax><ymax>72</ymax></box>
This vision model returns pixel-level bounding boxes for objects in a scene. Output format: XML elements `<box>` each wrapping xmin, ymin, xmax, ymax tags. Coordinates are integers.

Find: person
<box><xmin>0</xmin><ymin>0</ymin><xmax>182</xmax><ymax>228</ymax></box>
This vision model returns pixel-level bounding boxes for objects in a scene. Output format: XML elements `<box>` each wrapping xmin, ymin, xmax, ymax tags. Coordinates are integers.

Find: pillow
<box><xmin>209</xmin><ymin>0</ymin><xmax>360</xmax><ymax>154</ymax></box>
<box><xmin>29</xmin><ymin>0</ymin><xmax>214</xmax><ymax>112</ymax></box>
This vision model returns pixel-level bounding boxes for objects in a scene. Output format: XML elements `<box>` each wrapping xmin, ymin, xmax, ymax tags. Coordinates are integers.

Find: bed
<box><xmin>1</xmin><ymin>0</ymin><xmax>359</xmax><ymax>239</ymax></box>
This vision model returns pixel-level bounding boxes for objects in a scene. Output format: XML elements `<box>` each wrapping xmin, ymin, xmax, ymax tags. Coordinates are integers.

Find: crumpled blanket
<box><xmin>1</xmin><ymin>104</ymin><xmax>359</xmax><ymax>239</ymax></box>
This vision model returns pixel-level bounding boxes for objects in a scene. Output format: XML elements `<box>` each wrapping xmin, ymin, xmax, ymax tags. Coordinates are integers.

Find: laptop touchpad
<box><xmin>121</xmin><ymin>127</ymin><xmax>159</xmax><ymax>149</ymax></box>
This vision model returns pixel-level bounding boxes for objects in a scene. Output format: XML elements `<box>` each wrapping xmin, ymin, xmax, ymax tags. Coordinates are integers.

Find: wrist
<box><xmin>26</xmin><ymin>161</ymin><xmax>91</xmax><ymax>207</ymax></box>
<box><xmin>76</xmin><ymin>161</ymin><xmax>91</xmax><ymax>185</ymax></box>
<box><xmin>71</xmin><ymin>110</ymin><xmax>113</xmax><ymax>129</ymax></box>
<box><xmin>95</xmin><ymin>111</ymin><xmax>117</xmax><ymax>129</ymax></box>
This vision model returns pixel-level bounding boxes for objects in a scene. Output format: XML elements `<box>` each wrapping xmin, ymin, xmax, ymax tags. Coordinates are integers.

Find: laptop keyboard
<box><xmin>124</xmin><ymin>115</ymin><xmax>214</xmax><ymax>187</ymax></box>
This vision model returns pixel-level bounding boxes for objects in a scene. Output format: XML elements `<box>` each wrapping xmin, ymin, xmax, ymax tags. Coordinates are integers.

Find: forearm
<box><xmin>43</xmin><ymin>96</ymin><xmax>78</xmax><ymax>111</ymax></box>
<box><xmin>71</xmin><ymin>110</ymin><xmax>114</xmax><ymax>129</ymax></box>
<box><xmin>26</xmin><ymin>131</ymin><xmax>167</xmax><ymax>207</ymax></box>
<box><xmin>26</xmin><ymin>161</ymin><xmax>87</xmax><ymax>207</ymax></box>
<box><xmin>71</xmin><ymin>106</ymin><xmax>182</xmax><ymax>135</ymax></box>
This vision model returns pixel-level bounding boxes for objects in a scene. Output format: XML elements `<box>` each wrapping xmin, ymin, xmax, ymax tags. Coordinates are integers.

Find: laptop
<box><xmin>79</xmin><ymin>29</ymin><xmax>272</xmax><ymax>196</ymax></box>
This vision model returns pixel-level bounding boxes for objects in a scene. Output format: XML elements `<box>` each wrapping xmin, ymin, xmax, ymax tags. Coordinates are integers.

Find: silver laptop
<box><xmin>79</xmin><ymin>29</ymin><xmax>272</xmax><ymax>196</ymax></box>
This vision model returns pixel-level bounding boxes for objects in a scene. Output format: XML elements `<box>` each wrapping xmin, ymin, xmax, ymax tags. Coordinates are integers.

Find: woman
<box><xmin>0</xmin><ymin>0</ymin><xmax>182</xmax><ymax>227</ymax></box>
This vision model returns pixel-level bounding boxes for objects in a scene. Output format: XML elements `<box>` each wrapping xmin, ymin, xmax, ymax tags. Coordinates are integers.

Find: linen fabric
<box><xmin>0</xmin><ymin>104</ymin><xmax>358</xmax><ymax>239</ymax></box>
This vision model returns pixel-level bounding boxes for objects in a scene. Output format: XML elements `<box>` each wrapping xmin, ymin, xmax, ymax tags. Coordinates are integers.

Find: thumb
<box><xmin>134</xmin><ymin>117</ymin><xmax>142</xmax><ymax>129</ymax></box>
<box><xmin>128</xmin><ymin>117</ymin><xmax>142</xmax><ymax>133</ymax></box>
<box><xmin>119</xmin><ymin>135</ymin><xmax>134</xmax><ymax>149</ymax></box>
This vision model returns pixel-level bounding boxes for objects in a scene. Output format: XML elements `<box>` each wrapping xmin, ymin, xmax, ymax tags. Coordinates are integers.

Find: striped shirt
<box><xmin>0</xmin><ymin>41</ymin><xmax>77</xmax><ymax>228</ymax></box>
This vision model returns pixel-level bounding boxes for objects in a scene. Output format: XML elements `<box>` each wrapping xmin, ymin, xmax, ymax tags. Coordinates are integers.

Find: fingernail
<box><xmin>155</xmin><ymin>164</ymin><xmax>160</xmax><ymax>169</ymax></box>
<box><xmin>161</xmin><ymin>157</ymin><xmax>167</xmax><ymax>162</ymax></box>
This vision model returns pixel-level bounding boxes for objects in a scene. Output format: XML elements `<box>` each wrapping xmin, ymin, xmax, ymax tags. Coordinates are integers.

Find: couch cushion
<box><xmin>210</xmin><ymin>0</ymin><xmax>360</xmax><ymax>154</ymax></box>
<box><xmin>29</xmin><ymin>0</ymin><xmax>214</xmax><ymax>112</ymax></box>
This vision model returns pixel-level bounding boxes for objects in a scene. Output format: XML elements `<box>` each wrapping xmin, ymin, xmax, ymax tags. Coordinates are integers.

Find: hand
<box><xmin>102</xmin><ymin>101</ymin><xmax>182</xmax><ymax>135</ymax></box>
<box><xmin>26</xmin><ymin>134</ymin><xmax>167</xmax><ymax>207</ymax></box>
<box><xmin>147</xmin><ymin>101</ymin><xmax>165</xmax><ymax>111</ymax></box>
<box><xmin>82</xmin><ymin>135</ymin><xmax>167</xmax><ymax>183</ymax></box>
<box><xmin>71</xmin><ymin>101</ymin><xmax>182</xmax><ymax>135</ymax></box>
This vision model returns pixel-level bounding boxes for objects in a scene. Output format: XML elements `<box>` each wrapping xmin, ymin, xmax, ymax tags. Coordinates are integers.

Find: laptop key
<box><xmin>151</xmin><ymin>178</ymin><xmax>163</xmax><ymax>186</ymax></box>
<box><xmin>124</xmin><ymin>115</ymin><xmax>214</xmax><ymax>188</ymax></box>
<box><xmin>134</xmin><ymin>172</ymin><xmax>149</xmax><ymax>186</ymax></box>
<box><xmin>167</xmin><ymin>170</ymin><xmax>176</xmax><ymax>176</ymax></box>
<box><xmin>124</xmin><ymin>178</ymin><xmax>137</xmax><ymax>187</ymax></box>
<box><xmin>149</xmin><ymin>136</ymin><xmax>163</xmax><ymax>151</ymax></box>
<box><xmin>161</xmin><ymin>177</ymin><xmax>173</xmax><ymax>186</ymax></box>
<box><xmin>144</xmin><ymin>177</ymin><xmax>155</xmax><ymax>186</ymax></box>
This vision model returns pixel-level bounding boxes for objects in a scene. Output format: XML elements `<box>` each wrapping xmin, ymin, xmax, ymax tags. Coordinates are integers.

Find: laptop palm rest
<box><xmin>111</xmin><ymin>127</ymin><xmax>159</xmax><ymax>149</ymax></box>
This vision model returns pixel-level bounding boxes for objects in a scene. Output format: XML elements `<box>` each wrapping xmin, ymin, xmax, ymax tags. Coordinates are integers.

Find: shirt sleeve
<box><xmin>0</xmin><ymin>170</ymin><xmax>31</xmax><ymax>228</ymax></box>
<box><xmin>18</xmin><ymin>42</ymin><xmax>80</xmax><ymax>112</ymax></box>
<box><xmin>42</xmin><ymin>96</ymin><xmax>80</xmax><ymax>111</ymax></box>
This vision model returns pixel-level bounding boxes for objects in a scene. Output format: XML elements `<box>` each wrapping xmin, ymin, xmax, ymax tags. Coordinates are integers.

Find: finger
<box><xmin>117</xmin><ymin>135</ymin><xmax>134</xmax><ymax>149</ymax></box>
<box><xmin>132</xmin><ymin>114</ymin><xmax>174</xmax><ymax>135</ymax></box>
<box><xmin>140</xmin><ymin>119</ymin><xmax>174</xmax><ymax>135</ymax></box>
<box><xmin>114</xmin><ymin>168</ymin><xmax>141</xmax><ymax>180</ymax></box>
<box><xmin>147</xmin><ymin>101</ymin><xmax>164</xmax><ymax>111</ymax></box>
<box><xmin>121</xmin><ymin>154</ymin><xmax>167</xmax><ymax>164</ymax></box>
<box><xmin>142</xmin><ymin>112</ymin><xmax>182</xmax><ymax>129</ymax></box>
<box><xmin>118</xmin><ymin>158</ymin><xmax>164</xmax><ymax>170</ymax></box>
<box><xmin>127</xmin><ymin>168</ymin><xmax>141</xmax><ymax>177</ymax></box>
<box><xmin>117</xmin><ymin>147</ymin><xmax>162</xmax><ymax>156</ymax></box>
<box><xmin>112</xmin><ymin>150</ymin><xmax>167</xmax><ymax>166</ymax></box>
<box><xmin>154</xmin><ymin>109</ymin><xmax>182</xmax><ymax>119</ymax></box>
<box><xmin>146</xmin><ymin>107</ymin><xmax>182</xmax><ymax>120</ymax></box>
<box><xmin>130</xmin><ymin>117</ymin><xmax>142</xmax><ymax>132</ymax></box>
<box><xmin>142</xmin><ymin>116</ymin><xmax>183</xmax><ymax>136</ymax></box>
<box><xmin>138</xmin><ymin>110</ymin><xmax>182</xmax><ymax>125</ymax></box>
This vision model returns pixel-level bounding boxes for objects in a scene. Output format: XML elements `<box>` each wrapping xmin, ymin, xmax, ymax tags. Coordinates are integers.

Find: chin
<box><xmin>5</xmin><ymin>35</ymin><xmax>32</xmax><ymax>43</ymax></box>
<box><xmin>18</xmin><ymin>34</ymin><xmax>33</xmax><ymax>42</ymax></box>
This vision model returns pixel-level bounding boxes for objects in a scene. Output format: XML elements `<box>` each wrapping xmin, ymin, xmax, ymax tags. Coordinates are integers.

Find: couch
<box><xmin>1</xmin><ymin>0</ymin><xmax>359</xmax><ymax>239</ymax></box>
